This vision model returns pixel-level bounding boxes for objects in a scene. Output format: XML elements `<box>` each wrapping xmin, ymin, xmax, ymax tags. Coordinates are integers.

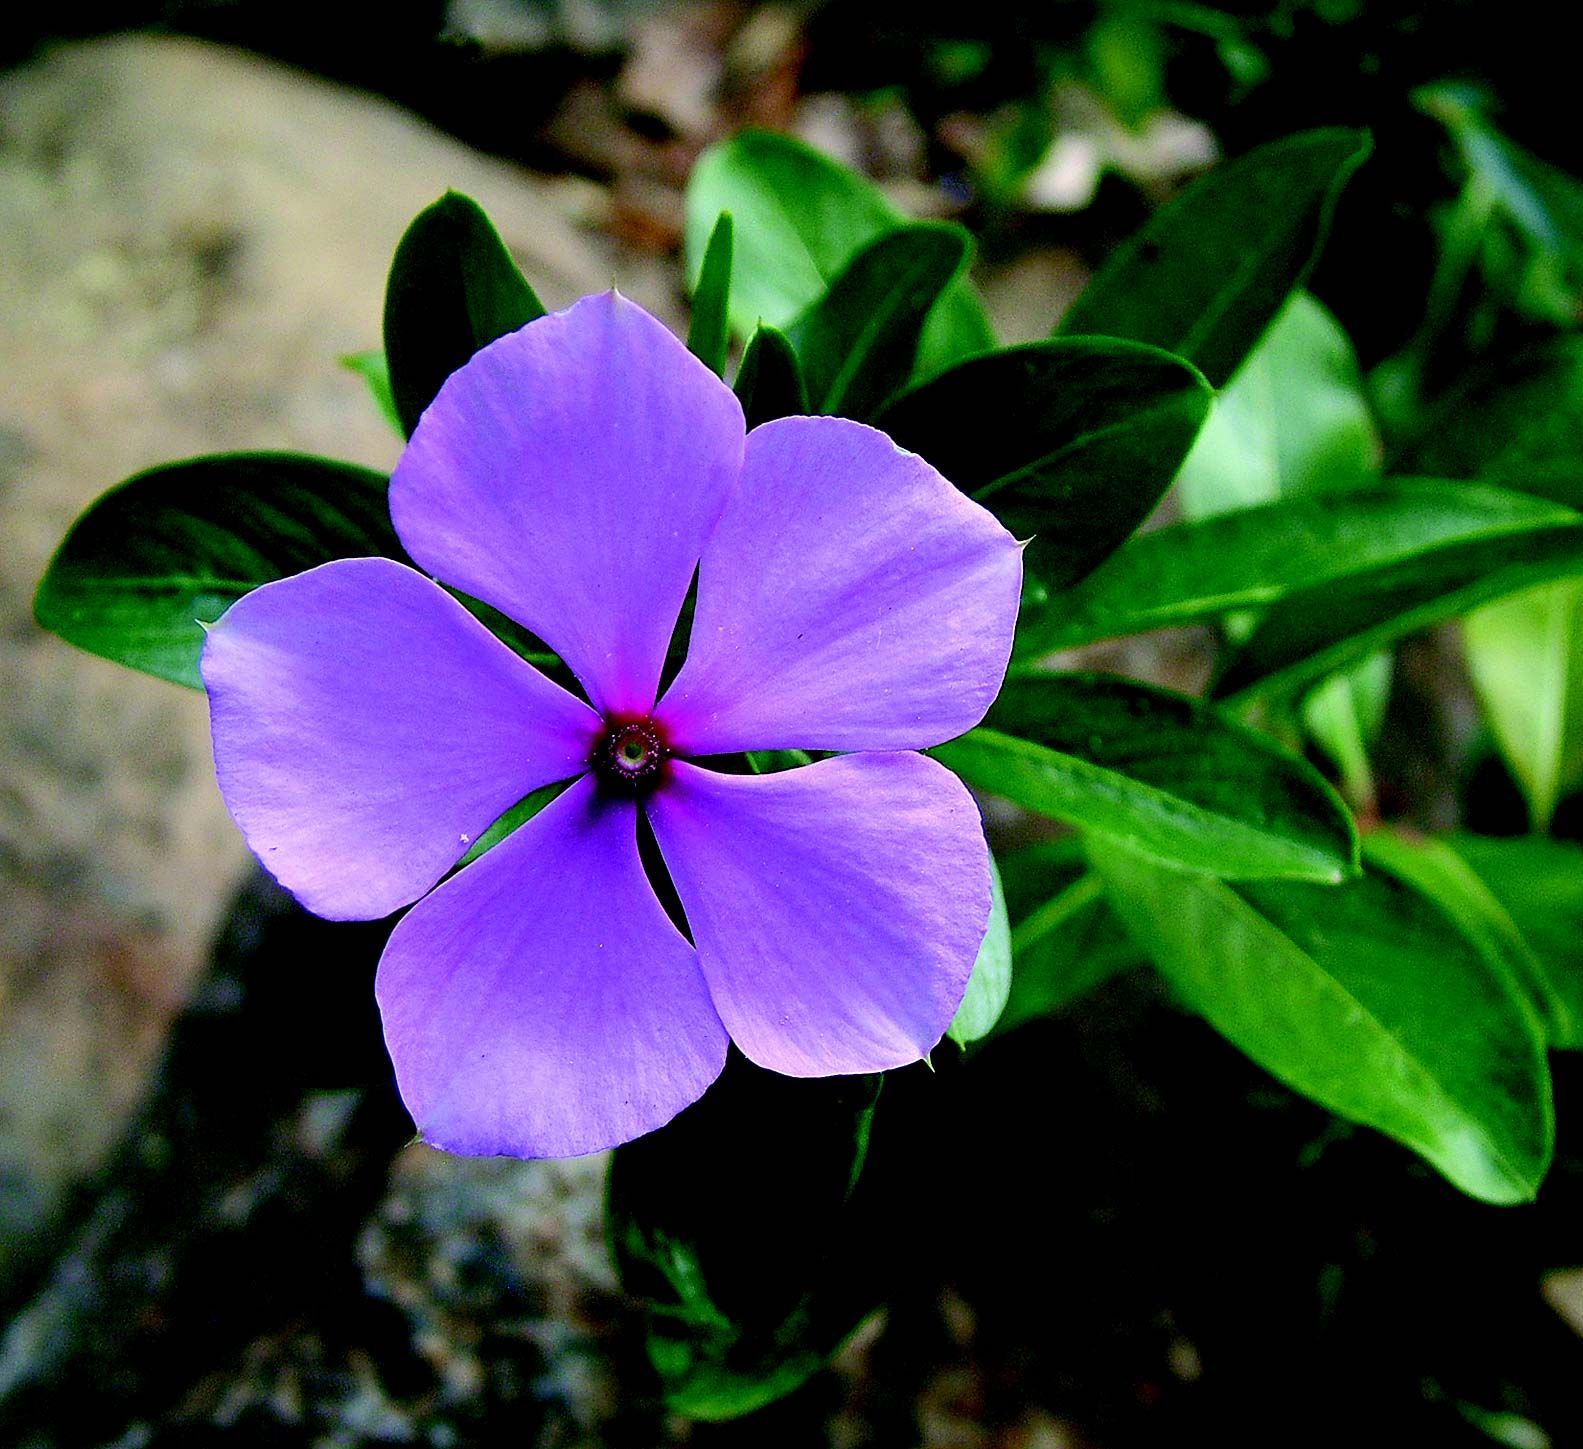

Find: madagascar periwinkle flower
<box><xmin>200</xmin><ymin>293</ymin><xmax>1022</xmax><ymax>1158</ymax></box>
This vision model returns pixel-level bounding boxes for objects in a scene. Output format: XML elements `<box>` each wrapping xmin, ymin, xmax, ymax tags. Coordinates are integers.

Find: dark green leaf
<box><xmin>874</xmin><ymin>338</ymin><xmax>1211</xmax><ymax>590</ymax></box>
<box><xmin>686</xmin><ymin>128</ymin><xmax>994</xmax><ymax>380</ymax></box>
<box><xmin>1089</xmin><ymin>840</ymin><xmax>1554</xmax><ymax>1204</ymax></box>
<box><xmin>1214</xmin><ymin>517</ymin><xmax>1583</xmax><ymax>702</ymax></box>
<box><xmin>338</xmin><ymin>349</ymin><xmax>403</xmax><ymax>436</ymax></box>
<box><xmin>687</xmin><ymin>211</ymin><xmax>734</xmax><ymax>376</ymax></box>
<box><xmin>383</xmin><ymin>191</ymin><xmax>545</xmax><ymax>437</ymax></box>
<box><xmin>1017</xmin><ymin>480</ymin><xmax>1580</xmax><ymax>658</ymax></box>
<box><xmin>946</xmin><ymin>857</ymin><xmax>1011</xmax><ymax>1046</ymax></box>
<box><xmin>34</xmin><ymin>453</ymin><xmax>402</xmax><ymax>688</ymax></box>
<box><xmin>1367</xmin><ymin>831</ymin><xmax>1574</xmax><ymax>1048</ymax></box>
<box><xmin>932</xmin><ymin>673</ymin><xmax>1357</xmax><ymax>882</ymax></box>
<box><xmin>1406</xmin><ymin>337</ymin><xmax>1583</xmax><ymax>509</ymax></box>
<box><xmin>733</xmin><ymin>325</ymin><xmax>808</xmax><ymax>428</ymax></box>
<box><xmin>1450</xmin><ymin>833</ymin><xmax>1583</xmax><ymax>1050</ymax></box>
<box><xmin>609</xmin><ymin>1055</ymin><xmax>883</xmax><ymax>1419</ymax></box>
<box><xmin>1057</xmin><ymin>129</ymin><xmax>1372</xmax><ymax>387</ymax></box>
<box><xmin>996</xmin><ymin>851</ymin><xmax>1140</xmax><ymax>1036</ymax></box>
<box><xmin>787</xmin><ymin>223</ymin><xmax>971</xmax><ymax>420</ymax></box>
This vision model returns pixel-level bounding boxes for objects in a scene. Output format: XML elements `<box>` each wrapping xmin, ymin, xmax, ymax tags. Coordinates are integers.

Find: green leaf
<box><xmin>996</xmin><ymin>850</ymin><xmax>1139</xmax><ymax>1036</ymax></box>
<box><xmin>1465</xmin><ymin>580</ymin><xmax>1583</xmax><ymax>830</ymax></box>
<box><xmin>1089</xmin><ymin>840</ymin><xmax>1554</xmax><ymax>1204</ymax></box>
<box><xmin>874</xmin><ymin>338</ymin><xmax>1211</xmax><ymax>590</ymax></box>
<box><xmin>383</xmin><ymin>190</ymin><xmax>545</xmax><ymax>437</ymax></box>
<box><xmin>34</xmin><ymin>453</ymin><xmax>402</xmax><ymax>688</ymax></box>
<box><xmin>1173</xmin><ymin>291</ymin><xmax>1387</xmax><ymax>805</ymax></box>
<box><xmin>687</xmin><ymin>211</ymin><xmax>734</xmax><ymax>377</ymax></box>
<box><xmin>1058</xmin><ymin>129</ymin><xmax>1372</xmax><ymax>387</ymax></box>
<box><xmin>455</xmin><ymin>780</ymin><xmax>570</xmax><ymax>868</ymax></box>
<box><xmin>733</xmin><ymin>324</ymin><xmax>809</xmax><ymax>429</ymax></box>
<box><xmin>1175</xmin><ymin>291</ymin><xmax>1381</xmax><ymax>515</ymax></box>
<box><xmin>1366</xmin><ymin>831</ymin><xmax>1574</xmax><ymax>1048</ymax></box>
<box><xmin>1450</xmin><ymin>833</ymin><xmax>1583</xmax><ymax>1050</ymax></box>
<box><xmin>1406</xmin><ymin>337</ymin><xmax>1583</xmax><ymax>510</ymax></box>
<box><xmin>786</xmin><ymin>222</ymin><xmax>971</xmax><ymax>420</ymax></box>
<box><xmin>1017</xmin><ymin>480</ymin><xmax>1581</xmax><ymax>658</ymax></box>
<box><xmin>947</xmin><ymin>856</ymin><xmax>1012</xmax><ymax>1046</ymax></box>
<box><xmin>686</xmin><ymin>128</ymin><xmax>994</xmax><ymax>380</ymax></box>
<box><xmin>608</xmin><ymin>1055</ymin><xmax>884</xmax><ymax>1419</ymax></box>
<box><xmin>1214</xmin><ymin>516</ymin><xmax>1583</xmax><ymax>702</ymax></box>
<box><xmin>338</xmin><ymin>349</ymin><xmax>403</xmax><ymax>436</ymax></box>
<box><xmin>931</xmin><ymin>673</ymin><xmax>1357</xmax><ymax>882</ymax></box>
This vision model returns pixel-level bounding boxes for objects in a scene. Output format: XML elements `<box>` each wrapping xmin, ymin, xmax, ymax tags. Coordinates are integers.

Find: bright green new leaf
<box><xmin>34</xmin><ymin>453</ymin><xmax>402</xmax><ymax>689</ymax></box>
<box><xmin>338</xmin><ymin>350</ymin><xmax>403</xmax><ymax>436</ymax></box>
<box><xmin>875</xmin><ymin>338</ymin><xmax>1211</xmax><ymax>590</ymax></box>
<box><xmin>685</xmin><ymin>128</ymin><xmax>994</xmax><ymax>380</ymax></box>
<box><xmin>932</xmin><ymin>674</ymin><xmax>1357</xmax><ymax>883</ymax></box>
<box><xmin>1057</xmin><ymin>129</ymin><xmax>1372</xmax><ymax>387</ymax></box>
<box><xmin>1089</xmin><ymin>840</ymin><xmax>1554</xmax><ymax>1204</ymax></box>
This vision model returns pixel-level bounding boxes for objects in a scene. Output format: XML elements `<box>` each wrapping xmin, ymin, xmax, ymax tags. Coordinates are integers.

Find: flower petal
<box><xmin>389</xmin><ymin>292</ymin><xmax>746</xmax><ymax>715</ymax></box>
<box><xmin>656</xmin><ymin>416</ymin><xmax>1022</xmax><ymax>755</ymax></box>
<box><xmin>202</xmin><ymin>557</ymin><xmax>599</xmax><ymax>921</ymax></box>
<box><xmin>647</xmin><ymin>754</ymin><xmax>990</xmax><ymax>1075</ymax></box>
<box><xmin>375</xmin><ymin>773</ymin><xmax>728</xmax><ymax>1157</ymax></box>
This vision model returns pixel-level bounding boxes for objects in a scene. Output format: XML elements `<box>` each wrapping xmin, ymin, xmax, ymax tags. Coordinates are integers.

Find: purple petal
<box><xmin>202</xmin><ymin>557</ymin><xmax>599</xmax><ymax>921</ymax></box>
<box><xmin>389</xmin><ymin>292</ymin><xmax>745</xmax><ymax>716</ymax></box>
<box><xmin>376</xmin><ymin>773</ymin><xmax>728</xmax><ymax>1157</ymax></box>
<box><xmin>655</xmin><ymin>417</ymin><xmax>1022</xmax><ymax>755</ymax></box>
<box><xmin>647</xmin><ymin>754</ymin><xmax>990</xmax><ymax>1075</ymax></box>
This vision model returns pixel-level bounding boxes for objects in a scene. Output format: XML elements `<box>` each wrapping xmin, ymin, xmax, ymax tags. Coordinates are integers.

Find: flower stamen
<box><xmin>594</xmin><ymin>717</ymin><xmax>668</xmax><ymax>792</ymax></box>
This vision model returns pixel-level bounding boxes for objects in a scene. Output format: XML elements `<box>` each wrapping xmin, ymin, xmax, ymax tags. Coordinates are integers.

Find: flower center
<box><xmin>594</xmin><ymin>717</ymin><xmax>668</xmax><ymax>792</ymax></box>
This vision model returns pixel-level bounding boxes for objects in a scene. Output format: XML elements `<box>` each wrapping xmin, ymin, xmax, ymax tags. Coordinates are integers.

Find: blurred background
<box><xmin>5</xmin><ymin>2</ymin><xmax>1583</xmax><ymax>1444</ymax></box>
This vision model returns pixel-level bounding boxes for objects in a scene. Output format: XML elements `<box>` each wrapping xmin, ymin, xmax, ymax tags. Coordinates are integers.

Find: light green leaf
<box><xmin>1089</xmin><ymin>839</ymin><xmax>1554</xmax><ymax>1204</ymax></box>
<box><xmin>687</xmin><ymin>211</ymin><xmax>734</xmax><ymax>377</ymax></box>
<box><xmin>947</xmin><ymin>857</ymin><xmax>1012</xmax><ymax>1046</ymax></box>
<box><xmin>1450</xmin><ymin>832</ymin><xmax>1583</xmax><ymax>1050</ymax></box>
<box><xmin>685</xmin><ymin>129</ymin><xmax>994</xmax><ymax>380</ymax></box>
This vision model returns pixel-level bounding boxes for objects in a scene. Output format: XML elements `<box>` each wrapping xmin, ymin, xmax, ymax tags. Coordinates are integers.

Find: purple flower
<box><xmin>200</xmin><ymin>293</ymin><xmax>1022</xmax><ymax>1158</ymax></box>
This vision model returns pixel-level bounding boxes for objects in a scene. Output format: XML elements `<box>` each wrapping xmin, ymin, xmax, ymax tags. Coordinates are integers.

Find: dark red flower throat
<box><xmin>592</xmin><ymin>715</ymin><xmax>669</xmax><ymax>793</ymax></box>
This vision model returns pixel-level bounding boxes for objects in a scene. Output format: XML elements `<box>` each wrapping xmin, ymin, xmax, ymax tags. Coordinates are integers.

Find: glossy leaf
<box><xmin>932</xmin><ymin>674</ymin><xmax>1357</xmax><ymax>882</ymax></box>
<box><xmin>34</xmin><ymin>453</ymin><xmax>402</xmax><ymax>688</ymax></box>
<box><xmin>686</xmin><ymin>128</ymin><xmax>994</xmax><ymax>380</ymax></box>
<box><xmin>733</xmin><ymin>324</ymin><xmax>809</xmax><ymax>429</ymax></box>
<box><xmin>608</xmin><ymin>1055</ymin><xmax>884</xmax><ymax>1418</ymax></box>
<box><xmin>874</xmin><ymin>338</ymin><xmax>1211</xmax><ymax>590</ymax></box>
<box><xmin>1367</xmin><ymin>831</ymin><xmax>1573</xmax><ymax>1047</ymax></box>
<box><xmin>1214</xmin><ymin>517</ymin><xmax>1583</xmax><ymax>702</ymax></box>
<box><xmin>1451</xmin><ymin>833</ymin><xmax>1583</xmax><ymax>1049</ymax></box>
<box><xmin>1089</xmin><ymin>840</ymin><xmax>1554</xmax><ymax>1204</ymax></box>
<box><xmin>1017</xmin><ymin>480</ymin><xmax>1581</xmax><ymax>658</ymax></box>
<box><xmin>786</xmin><ymin>223</ymin><xmax>971</xmax><ymax>419</ymax></box>
<box><xmin>688</xmin><ymin>211</ymin><xmax>734</xmax><ymax>377</ymax></box>
<box><xmin>947</xmin><ymin>857</ymin><xmax>1012</xmax><ymax>1047</ymax></box>
<box><xmin>383</xmin><ymin>190</ymin><xmax>545</xmax><ymax>437</ymax></box>
<box><xmin>1057</xmin><ymin>129</ymin><xmax>1372</xmax><ymax>387</ymax></box>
